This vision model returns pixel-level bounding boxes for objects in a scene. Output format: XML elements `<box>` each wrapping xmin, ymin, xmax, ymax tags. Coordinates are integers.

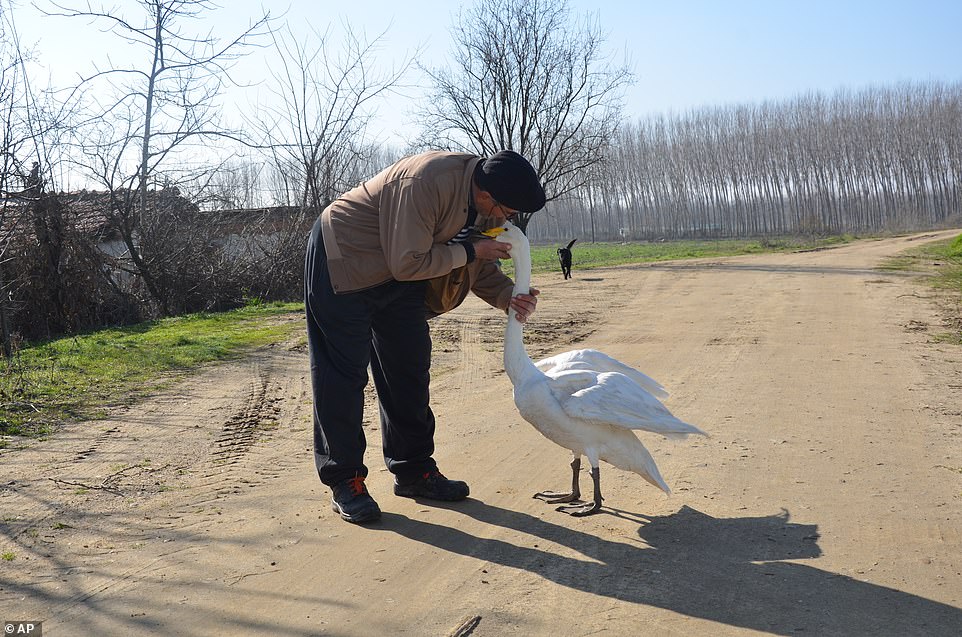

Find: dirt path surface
<box><xmin>3</xmin><ymin>230</ymin><xmax>961</xmax><ymax>636</ymax></box>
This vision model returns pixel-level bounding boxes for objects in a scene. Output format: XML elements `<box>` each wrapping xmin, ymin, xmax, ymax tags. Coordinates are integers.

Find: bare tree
<box><xmin>1</xmin><ymin>1</ymin><xmax>59</xmax><ymax>356</ymax></box>
<box><xmin>417</xmin><ymin>0</ymin><xmax>632</xmax><ymax>232</ymax></box>
<box><xmin>0</xmin><ymin>2</ymin><xmax>22</xmax><ymax>358</ymax></box>
<box><xmin>41</xmin><ymin>0</ymin><xmax>272</xmax><ymax>314</ymax></box>
<box><xmin>221</xmin><ymin>21</ymin><xmax>413</xmax><ymax>304</ymax></box>
<box><xmin>252</xmin><ymin>21</ymin><xmax>412</xmax><ymax>212</ymax></box>
<box><xmin>0</xmin><ymin>1</ymin><xmax>142</xmax><ymax>357</ymax></box>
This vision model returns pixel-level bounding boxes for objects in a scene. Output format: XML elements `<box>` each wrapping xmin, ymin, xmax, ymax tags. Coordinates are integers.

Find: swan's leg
<box><xmin>534</xmin><ymin>456</ymin><xmax>584</xmax><ymax>504</ymax></box>
<box><xmin>556</xmin><ymin>466</ymin><xmax>603</xmax><ymax>516</ymax></box>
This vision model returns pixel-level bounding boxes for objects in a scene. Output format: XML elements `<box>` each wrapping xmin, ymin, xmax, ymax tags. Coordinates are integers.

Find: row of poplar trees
<box><xmin>530</xmin><ymin>81</ymin><xmax>961</xmax><ymax>243</ymax></box>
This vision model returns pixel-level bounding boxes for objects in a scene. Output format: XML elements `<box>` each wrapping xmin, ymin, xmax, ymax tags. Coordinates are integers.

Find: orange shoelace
<box><xmin>347</xmin><ymin>475</ymin><xmax>367</xmax><ymax>496</ymax></box>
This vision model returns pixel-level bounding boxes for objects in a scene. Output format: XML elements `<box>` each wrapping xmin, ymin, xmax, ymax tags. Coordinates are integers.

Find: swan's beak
<box><xmin>481</xmin><ymin>227</ymin><xmax>507</xmax><ymax>238</ymax></box>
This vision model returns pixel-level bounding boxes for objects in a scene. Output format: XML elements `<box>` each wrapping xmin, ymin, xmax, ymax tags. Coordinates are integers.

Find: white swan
<box><xmin>485</xmin><ymin>222</ymin><xmax>706</xmax><ymax>515</ymax></box>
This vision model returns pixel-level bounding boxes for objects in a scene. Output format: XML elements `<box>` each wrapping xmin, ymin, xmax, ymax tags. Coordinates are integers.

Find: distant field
<box><xmin>511</xmin><ymin>235</ymin><xmax>856</xmax><ymax>278</ymax></box>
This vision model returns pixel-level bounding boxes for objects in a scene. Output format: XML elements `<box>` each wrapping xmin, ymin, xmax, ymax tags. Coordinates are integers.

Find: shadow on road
<box><xmin>378</xmin><ymin>501</ymin><xmax>960</xmax><ymax>636</ymax></box>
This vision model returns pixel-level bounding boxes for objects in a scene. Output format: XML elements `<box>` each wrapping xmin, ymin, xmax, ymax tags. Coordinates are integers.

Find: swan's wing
<box><xmin>536</xmin><ymin>349</ymin><xmax>669</xmax><ymax>399</ymax></box>
<box><xmin>536</xmin><ymin>349</ymin><xmax>604</xmax><ymax>371</ymax></box>
<box><xmin>547</xmin><ymin>370</ymin><xmax>704</xmax><ymax>438</ymax></box>
<box><xmin>542</xmin><ymin>368</ymin><xmax>598</xmax><ymax>392</ymax></box>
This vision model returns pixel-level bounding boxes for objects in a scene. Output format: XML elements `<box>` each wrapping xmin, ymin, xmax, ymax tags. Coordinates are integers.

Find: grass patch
<box><xmin>880</xmin><ymin>233</ymin><xmax>962</xmax><ymax>287</ymax></box>
<box><xmin>881</xmin><ymin>232</ymin><xmax>962</xmax><ymax>344</ymax></box>
<box><xmin>949</xmin><ymin>233</ymin><xmax>962</xmax><ymax>260</ymax></box>
<box><xmin>1</xmin><ymin>302</ymin><xmax>303</xmax><ymax>440</ymax></box>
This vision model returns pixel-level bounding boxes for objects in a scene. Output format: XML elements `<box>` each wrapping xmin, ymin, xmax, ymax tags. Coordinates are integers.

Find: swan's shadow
<box><xmin>376</xmin><ymin>502</ymin><xmax>960</xmax><ymax>636</ymax></box>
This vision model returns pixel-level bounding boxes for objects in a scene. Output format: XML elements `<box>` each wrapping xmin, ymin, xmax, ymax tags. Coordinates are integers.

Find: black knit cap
<box><xmin>476</xmin><ymin>150</ymin><xmax>546</xmax><ymax>213</ymax></box>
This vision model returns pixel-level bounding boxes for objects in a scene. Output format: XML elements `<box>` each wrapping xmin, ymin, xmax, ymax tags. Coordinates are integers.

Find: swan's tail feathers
<box><xmin>603</xmin><ymin>436</ymin><xmax>672</xmax><ymax>495</ymax></box>
<box><xmin>636</xmin><ymin>460</ymin><xmax>672</xmax><ymax>495</ymax></box>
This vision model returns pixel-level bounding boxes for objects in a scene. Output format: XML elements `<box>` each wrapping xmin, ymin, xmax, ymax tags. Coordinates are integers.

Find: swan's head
<box><xmin>482</xmin><ymin>221</ymin><xmax>529</xmax><ymax>251</ymax></box>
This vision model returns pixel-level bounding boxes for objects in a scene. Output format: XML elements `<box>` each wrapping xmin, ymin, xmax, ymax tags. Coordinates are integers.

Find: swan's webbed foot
<box><xmin>533</xmin><ymin>456</ymin><xmax>583</xmax><ymax>504</ymax></box>
<box><xmin>556</xmin><ymin>467</ymin><xmax>603</xmax><ymax>516</ymax></box>
<box><xmin>555</xmin><ymin>498</ymin><xmax>601</xmax><ymax>516</ymax></box>
<box><xmin>533</xmin><ymin>490</ymin><xmax>582</xmax><ymax>504</ymax></box>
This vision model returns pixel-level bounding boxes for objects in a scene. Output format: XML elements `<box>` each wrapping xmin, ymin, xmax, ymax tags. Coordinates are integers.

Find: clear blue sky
<box><xmin>11</xmin><ymin>0</ymin><xmax>962</xmax><ymax>142</ymax></box>
<box><xmin>612</xmin><ymin>0</ymin><xmax>962</xmax><ymax>113</ymax></box>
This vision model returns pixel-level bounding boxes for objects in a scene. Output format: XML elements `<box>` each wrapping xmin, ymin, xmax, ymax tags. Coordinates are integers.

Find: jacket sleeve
<box><xmin>469</xmin><ymin>260</ymin><xmax>516</xmax><ymax>311</ymax></box>
<box><xmin>378</xmin><ymin>176</ymin><xmax>468</xmax><ymax>281</ymax></box>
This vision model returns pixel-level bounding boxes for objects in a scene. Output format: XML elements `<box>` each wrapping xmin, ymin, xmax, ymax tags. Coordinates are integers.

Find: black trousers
<box><xmin>304</xmin><ymin>217</ymin><xmax>438</xmax><ymax>487</ymax></box>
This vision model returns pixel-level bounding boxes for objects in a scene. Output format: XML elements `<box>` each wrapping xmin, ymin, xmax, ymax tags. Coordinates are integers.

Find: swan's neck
<box><xmin>505</xmin><ymin>312</ymin><xmax>537</xmax><ymax>382</ymax></box>
<box><xmin>504</xmin><ymin>233</ymin><xmax>541</xmax><ymax>384</ymax></box>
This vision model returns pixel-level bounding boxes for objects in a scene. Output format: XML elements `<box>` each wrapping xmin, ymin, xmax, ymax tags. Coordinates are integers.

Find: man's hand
<box><xmin>471</xmin><ymin>237</ymin><xmax>538</xmax><ymax>321</ymax></box>
<box><xmin>510</xmin><ymin>288</ymin><xmax>539</xmax><ymax>323</ymax></box>
<box><xmin>472</xmin><ymin>238</ymin><xmax>512</xmax><ymax>261</ymax></box>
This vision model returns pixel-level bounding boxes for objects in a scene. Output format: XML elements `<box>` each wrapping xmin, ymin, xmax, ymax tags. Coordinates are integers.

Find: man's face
<box><xmin>481</xmin><ymin>192</ymin><xmax>518</xmax><ymax>221</ymax></box>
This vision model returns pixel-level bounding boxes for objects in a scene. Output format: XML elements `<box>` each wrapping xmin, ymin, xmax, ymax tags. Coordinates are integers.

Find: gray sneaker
<box><xmin>394</xmin><ymin>470</ymin><xmax>469</xmax><ymax>501</ymax></box>
<box><xmin>331</xmin><ymin>475</ymin><xmax>381</xmax><ymax>523</ymax></box>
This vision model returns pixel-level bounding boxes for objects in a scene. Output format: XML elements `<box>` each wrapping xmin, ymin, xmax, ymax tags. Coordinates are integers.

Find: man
<box><xmin>304</xmin><ymin>150</ymin><xmax>546</xmax><ymax>523</ymax></box>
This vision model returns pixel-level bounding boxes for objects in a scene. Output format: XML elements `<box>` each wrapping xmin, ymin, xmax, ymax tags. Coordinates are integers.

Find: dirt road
<box><xmin>2</xmin><ymin>230</ymin><xmax>961</xmax><ymax>636</ymax></box>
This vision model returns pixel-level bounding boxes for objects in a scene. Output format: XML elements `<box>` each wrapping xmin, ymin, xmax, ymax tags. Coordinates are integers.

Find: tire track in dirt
<box><xmin>167</xmin><ymin>345</ymin><xmax>311</xmax><ymax>520</ymax></box>
<box><xmin>0</xmin><ymin>339</ymin><xmax>310</xmax><ymax>616</ymax></box>
<box><xmin>208</xmin><ymin>368</ymin><xmax>281</xmax><ymax>468</ymax></box>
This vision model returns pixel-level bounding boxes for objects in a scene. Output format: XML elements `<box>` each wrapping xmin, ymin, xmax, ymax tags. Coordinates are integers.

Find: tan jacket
<box><xmin>319</xmin><ymin>151</ymin><xmax>514</xmax><ymax>313</ymax></box>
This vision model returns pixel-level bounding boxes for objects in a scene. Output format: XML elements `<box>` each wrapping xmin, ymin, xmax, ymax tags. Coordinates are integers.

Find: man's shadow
<box><xmin>376</xmin><ymin>502</ymin><xmax>960</xmax><ymax>636</ymax></box>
